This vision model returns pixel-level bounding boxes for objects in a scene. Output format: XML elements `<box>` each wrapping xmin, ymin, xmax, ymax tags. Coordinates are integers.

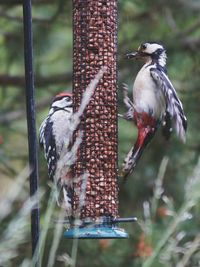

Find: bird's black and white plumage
<box><xmin>122</xmin><ymin>41</ymin><xmax>187</xmax><ymax>180</ymax></box>
<box><xmin>39</xmin><ymin>92</ymin><xmax>73</xmax><ymax>214</ymax></box>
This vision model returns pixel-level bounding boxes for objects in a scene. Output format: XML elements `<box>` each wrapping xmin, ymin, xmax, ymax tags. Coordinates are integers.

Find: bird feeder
<box><xmin>64</xmin><ymin>0</ymin><xmax>136</xmax><ymax>239</ymax></box>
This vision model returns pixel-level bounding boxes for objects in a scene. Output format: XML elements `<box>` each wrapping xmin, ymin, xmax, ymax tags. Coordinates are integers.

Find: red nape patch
<box><xmin>55</xmin><ymin>92</ymin><xmax>72</xmax><ymax>98</ymax></box>
<box><xmin>134</xmin><ymin>111</ymin><xmax>157</xmax><ymax>129</ymax></box>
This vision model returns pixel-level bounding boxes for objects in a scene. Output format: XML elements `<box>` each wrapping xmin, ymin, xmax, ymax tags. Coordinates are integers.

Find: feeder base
<box><xmin>64</xmin><ymin>226</ymin><xmax>128</xmax><ymax>239</ymax></box>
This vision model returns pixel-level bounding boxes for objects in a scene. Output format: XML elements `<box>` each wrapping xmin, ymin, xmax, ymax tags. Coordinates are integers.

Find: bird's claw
<box><xmin>118</xmin><ymin>113</ymin><xmax>124</xmax><ymax>118</ymax></box>
<box><xmin>122</xmin><ymin>83</ymin><xmax>129</xmax><ymax>97</ymax></box>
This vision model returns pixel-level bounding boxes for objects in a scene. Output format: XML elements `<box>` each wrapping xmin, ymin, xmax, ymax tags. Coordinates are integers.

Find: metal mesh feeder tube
<box><xmin>64</xmin><ymin>0</ymin><xmax>136</xmax><ymax>239</ymax></box>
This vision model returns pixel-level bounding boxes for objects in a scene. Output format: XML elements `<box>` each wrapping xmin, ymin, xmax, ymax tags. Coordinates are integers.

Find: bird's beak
<box><xmin>126</xmin><ymin>51</ymin><xmax>140</xmax><ymax>59</ymax></box>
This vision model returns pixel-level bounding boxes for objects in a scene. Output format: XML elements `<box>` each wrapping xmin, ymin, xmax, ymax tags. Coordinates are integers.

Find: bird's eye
<box><xmin>141</xmin><ymin>43</ymin><xmax>147</xmax><ymax>50</ymax></box>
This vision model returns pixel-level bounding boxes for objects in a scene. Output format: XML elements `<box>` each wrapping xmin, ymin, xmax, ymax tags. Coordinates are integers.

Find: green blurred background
<box><xmin>0</xmin><ymin>0</ymin><xmax>200</xmax><ymax>266</ymax></box>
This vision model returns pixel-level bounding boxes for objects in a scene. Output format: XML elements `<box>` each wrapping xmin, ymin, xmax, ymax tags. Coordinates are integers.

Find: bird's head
<box><xmin>126</xmin><ymin>41</ymin><xmax>167</xmax><ymax>67</ymax></box>
<box><xmin>51</xmin><ymin>92</ymin><xmax>73</xmax><ymax>110</ymax></box>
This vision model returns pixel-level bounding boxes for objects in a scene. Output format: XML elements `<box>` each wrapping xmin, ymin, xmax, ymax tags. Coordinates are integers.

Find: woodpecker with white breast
<box><xmin>122</xmin><ymin>41</ymin><xmax>187</xmax><ymax>180</ymax></box>
<box><xmin>39</xmin><ymin>92</ymin><xmax>74</xmax><ymax>215</ymax></box>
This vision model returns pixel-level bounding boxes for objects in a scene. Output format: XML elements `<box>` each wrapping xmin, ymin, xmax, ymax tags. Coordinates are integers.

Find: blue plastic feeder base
<box><xmin>64</xmin><ymin>225</ymin><xmax>128</xmax><ymax>239</ymax></box>
<box><xmin>63</xmin><ymin>216</ymin><xmax>137</xmax><ymax>239</ymax></box>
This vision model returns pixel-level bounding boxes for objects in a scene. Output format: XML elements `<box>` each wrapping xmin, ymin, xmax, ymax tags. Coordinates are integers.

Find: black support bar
<box><xmin>23</xmin><ymin>0</ymin><xmax>40</xmax><ymax>260</ymax></box>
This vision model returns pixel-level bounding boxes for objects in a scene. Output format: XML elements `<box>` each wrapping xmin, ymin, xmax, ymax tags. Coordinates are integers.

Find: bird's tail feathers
<box><xmin>61</xmin><ymin>185</ymin><xmax>73</xmax><ymax>216</ymax></box>
<box><xmin>56</xmin><ymin>181</ymin><xmax>73</xmax><ymax>217</ymax></box>
<box><xmin>122</xmin><ymin>127</ymin><xmax>156</xmax><ymax>183</ymax></box>
<box><xmin>121</xmin><ymin>146</ymin><xmax>142</xmax><ymax>183</ymax></box>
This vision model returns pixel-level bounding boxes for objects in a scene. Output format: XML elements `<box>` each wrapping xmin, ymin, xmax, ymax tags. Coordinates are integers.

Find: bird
<box><xmin>121</xmin><ymin>41</ymin><xmax>187</xmax><ymax>180</ymax></box>
<box><xmin>39</xmin><ymin>92</ymin><xmax>74</xmax><ymax>216</ymax></box>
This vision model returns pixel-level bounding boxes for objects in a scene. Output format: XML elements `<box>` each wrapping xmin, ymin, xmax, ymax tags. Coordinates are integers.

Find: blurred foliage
<box><xmin>0</xmin><ymin>0</ymin><xmax>200</xmax><ymax>266</ymax></box>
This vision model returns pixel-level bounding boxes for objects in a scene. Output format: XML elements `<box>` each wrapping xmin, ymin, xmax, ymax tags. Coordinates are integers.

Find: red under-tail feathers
<box><xmin>122</xmin><ymin>111</ymin><xmax>158</xmax><ymax>181</ymax></box>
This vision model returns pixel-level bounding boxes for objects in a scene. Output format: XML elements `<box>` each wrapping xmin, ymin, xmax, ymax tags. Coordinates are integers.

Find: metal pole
<box><xmin>23</xmin><ymin>0</ymin><xmax>40</xmax><ymax>258</ymax></box>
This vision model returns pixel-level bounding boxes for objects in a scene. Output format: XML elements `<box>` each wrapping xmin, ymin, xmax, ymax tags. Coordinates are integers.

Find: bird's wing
<box><xmin>162</xmin><ymin>111</ymin><xmax>172</xmax><ymax>140</ymax></box>
<box><xmin>39</xmin><ymin>117</ymin><xmax>47</xmax><ymax>148</ymax></box>
<box><xmin>39</xmin><ymin>117</ymin><xmax>57</xmax><ymax>180</ymax></box>
<box><xmin>150</xmin><ymin>68</ymin><xmax>187</xmax><ymax>142</ymax></box>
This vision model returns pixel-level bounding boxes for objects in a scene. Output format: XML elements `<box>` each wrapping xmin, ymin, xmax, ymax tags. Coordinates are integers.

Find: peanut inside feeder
<box><xmin>72</xmin><ymin>0</ymin><xmax>118</xmax><ymax>220</ymax></box>
<box><xmin>64</xmin><ymin>0</ymin><xmax>136</xmax><ymax>239</ymax></box>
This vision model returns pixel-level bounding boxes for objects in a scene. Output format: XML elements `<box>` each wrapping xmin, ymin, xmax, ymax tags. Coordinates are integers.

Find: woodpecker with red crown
<box><xmin>121</xmin><ymin>41</ymin><xmax>187</xmax><ymax>180</ymax></box>
<box><xmin>39</xmin><ymin>92</ymin><xmax>74</xmax><ymax>215</ymax></box>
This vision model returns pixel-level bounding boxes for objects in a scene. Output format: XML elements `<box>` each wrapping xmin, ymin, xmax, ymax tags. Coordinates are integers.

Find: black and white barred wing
<box><xmin>39</xmin><ymin>117</ymin><xmax>57</xmax><ymax>180</ymax></box>
<box><xmin>150</xmin><ymin>68</ymin><xmax>187</xmax><ymax>142</ymax></box>
<box><xmin>39</xmin><ymin>117</ymin><xmax>47</xmax><ymax>148</ymax></box>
